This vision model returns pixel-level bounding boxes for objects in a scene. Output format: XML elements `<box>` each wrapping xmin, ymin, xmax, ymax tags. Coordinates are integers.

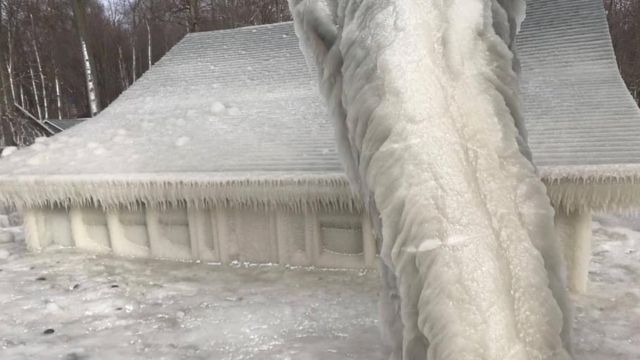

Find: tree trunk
<box><xmin>55</xmin><ymin>69</ymin><xmax>62</xmax><ymax>120</ymax></box>
<box><xmin>19</xmin><ymin>83</ymin><xmax>24</xmax><ymax>107</ymax></box>
<box><xmin>31</xmin><ymin>14</ymin><xmax>48</xmax><ymax>119</ymax></box>
<box><xmin>33</xmin><ymin>41</ymin><xmax>48</xmax><ymax>119</ymax></box>
<box><xmin>146</xmin><ymin>20</ymin><xmax>152</xmax><ymax>70</ymax></box>
<box><xmin>118</xmin><ymin>46</ymin><xmax>128</xmax><ymax>90</ymax></box>
<box><xmin>189</xmin><ymin>0</ymin><xmax>200</xmax><ymax>32</ymax></box>
<box><xmin>131</xmin><ymin>3</ymin><xmax>138</xmax><ymax>83</ymax></box>
<box><xmin>29</xmin><ymin>65</ymin><xmax>42</xmax><ymax>120</ymax></box>
<box><xmin>5</xmin><ymin>29</ymin><xmax>16</xmax><ymax>104</ymax></box>
<box><xmin>72</xmin><ymin>0</ymin><xmax>100</xmax><ymax>117</ymax></box>
<box><xmin>0</xmin><ymin>64</ymin><xmax>8</xmax><ymax>109</ymax></box>
<box><xmin>131</xmin><ymin>44</ymin><xmax>137</xmax><ymax>83</ymax></box>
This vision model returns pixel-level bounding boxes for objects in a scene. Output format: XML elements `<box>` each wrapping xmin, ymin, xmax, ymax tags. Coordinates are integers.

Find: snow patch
<box><xmin>1</xmin><ymin>146</ymin><xmax>17</xmax><ymax>158</ymax></box>
<box><xmin>30</xmin><ymin>143</ymin><xmax>46</xmax><ymax>152</ymax></box>
<box><xmin>0</xmin><ymin>216</ymin><xmax>638</xmax><ymax>358</ymax></box>
<box><xmin>26</xmin><ymin>154</ymin><xmax>46</xmax><ymax>166</ymax></box>
<box><xmin>175</xmin><ymin>137</ymin><xmax>190</xmax><ymax>147</ymax></box>
<box><xmin>210</xmin><ymin>102</ymin><xmax>226</xmax><ymax>114</ymax></box>
<box><xmin>93</xmin><ymin>147</ymin><xmax>108</xmax><ymax>156</ymax></box>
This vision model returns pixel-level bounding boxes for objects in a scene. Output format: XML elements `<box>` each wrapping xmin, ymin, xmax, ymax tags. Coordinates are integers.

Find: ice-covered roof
<box><xmin>518</xmin><ymin>0</ymin><xmax>640</xmax><ymax>211</ymax></box>
<box><xmin>0</xmin><ymin>0</ymin><xmax>639</xmax><ymax>212</ymax></box>
<box><xmin>0</xmin><ymin>23</ymin><xmax>354</xmax><ymax>211</ymax></box>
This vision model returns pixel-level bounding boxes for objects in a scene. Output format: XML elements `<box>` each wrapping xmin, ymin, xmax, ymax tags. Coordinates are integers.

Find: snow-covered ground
<box><xmin>573</xmin><ymin>214</ymin><xmax>640</xmax><ymax>359</ymax></box>
<box><xmin>0</xmin><ymin>214</ymin><xmax>638</xmax><ymax>359</ymax></box>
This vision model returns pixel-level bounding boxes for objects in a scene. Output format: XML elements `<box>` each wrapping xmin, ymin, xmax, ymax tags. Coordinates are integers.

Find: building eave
<box><xmin>539</xmin><ymin>164</ymin><xmax>640</xmax><ymax>213</ymax></box>
<box><xmin>3</xmin><ymin>164</ymin><xmax>640</xmax><ymax>214</ymax></box>
<box><xmin>0</xmin><ymin>172</ymin><xmax>360</xmax><ymax>213</ymax></box>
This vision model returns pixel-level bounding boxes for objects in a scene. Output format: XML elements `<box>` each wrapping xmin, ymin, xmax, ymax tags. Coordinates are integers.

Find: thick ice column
<box><xmin>23</xmin><ymin>207</ymin><xmax>73</xmax><ymax>250</ymax></box>
<box><xmin>555</xmin><ymin>209</ymin><xmax>593</xmax><ymax>294</ymax></box>
<box><xmin>289</xmin><ymin>0</ymin><xmax>572</xmax><ymax>357</ymax></box>
<box><xmin>23</xmin><ymin>208</ymin><xmax>44</xmax><ymax>250</ymax></box>
<box><xmin>69</xmin><ymin>208</ymin><xmax>112</xmax><ymax>253</ymax></box>
<box><xmin>106</xmin><ymin>210</ymin><xmax>150</xmax><ymax>258</ymax></box>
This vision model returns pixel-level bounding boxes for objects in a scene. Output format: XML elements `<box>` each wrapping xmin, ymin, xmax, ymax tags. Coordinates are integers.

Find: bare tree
<box><xmin>605</xmin><ymin>0</ymin><xmax>640</xmax><ymax>102</ymax></box>
<box><xmin>4</xmin><ymin>27</ymin><xmax>15</xmax><ymax>104</ymax></box>
<box><xmin>146</xmin><ymin>18</ymin><xmax>152</xmax><ymax>69</ymax></box>
<box><xmin>28</xmin><ymin>64</ymin><xmax>41</xmax><ymax>119</ymax></box>
<box><xmin>188</xmin><ymin>0</ymin><xmax>200</xmax><ymax>32</ymax></box>
<box><xmin>72</xmin><ymin>0</ymin><xmax>100</xmax><ymax>116</ymax></box>
<box><xmin>130</xmin><ymin>0</ymin><xmax>140</xmax><ymax>83</ymax></box>
<box><xmin>118</xmin><ymin>45</ymin><xmax>128</xmax><ymax>90</ymax></box>
<box><xmin>30</xmin><ymin>14</ymin><xmax>47</xmax><ymax>119</ymax></box>
<box><xmin>54</xmin><ymin>67</ymin><xmax>62</xmax><ymax>120</ymax></box>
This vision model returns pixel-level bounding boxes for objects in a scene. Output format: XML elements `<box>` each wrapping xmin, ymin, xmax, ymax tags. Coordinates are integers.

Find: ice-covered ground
<box><xmin>0</xmin><ymin>214</ymin><xmax>638</xmax><ymax>360</ymax></box>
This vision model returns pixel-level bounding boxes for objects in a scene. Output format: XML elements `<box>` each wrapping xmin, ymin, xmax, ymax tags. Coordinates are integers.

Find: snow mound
<box><xmin>1</xmin><ymin>146</ymin><xmax>17</xmax><ymax>158</ymax></box>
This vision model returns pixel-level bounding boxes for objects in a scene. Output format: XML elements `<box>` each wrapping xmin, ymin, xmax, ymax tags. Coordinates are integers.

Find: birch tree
<box><xmin>18</xmin><ymin>83</ymin><xmax>24</xmax><ymax>108</ymax></box>
<box><xmin>146</xmin><ymin>19</ymin><xmax>152</xmax><ymax>70</ymax></box>
<box><xmin>130</xmin><ymin>0</ymin><xmax>139</xmax><ymax>83</ymax></box>
<box><xmin>28</xmin><ymin>64</ymin><xmax>41</xmax><ymax>120</ymax></box>
<box><xmin>30</xmin><ymin>14</ymin><xmax>47</xmax><ymax>119</ymax></box>
<box><xmin>54</xmin><ymin>67</ymin><xmax>62</xmax><ymax>120</ymax></box>
<box><xmin>118</xmin><ymin>45</ymin><xmax>128</xmax><ymax>90</ymax></box>
<box><xmin>4</xmin><ymin>27</ymin><xmax>15</xmax><ymax>104</ymax></box>
<box><xmin>72</xmin><ymin>0</ymin><xmax>100</xmax><ymax>117</ymax></box>
<box><xmin>0</xmin><ymin>67</ymin><xmax>7</xmax><ymax>111</ymax></box>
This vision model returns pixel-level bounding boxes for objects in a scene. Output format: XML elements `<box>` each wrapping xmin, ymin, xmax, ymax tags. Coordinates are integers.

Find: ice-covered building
<box><xmin>0</xmin><ymin>0</ymin><xmax>637</xmax><ymax>292</ymax></box>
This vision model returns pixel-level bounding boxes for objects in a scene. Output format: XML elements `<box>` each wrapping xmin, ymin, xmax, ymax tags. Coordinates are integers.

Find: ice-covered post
<box><xmin>556</xmin><ymin>209</ymin><xmax>593</xmax><ymax>294</ymax></box>
<box><xmin>289</xmin><ymin>0</ymin><xmax>572</xmax><ymax>358</ymax></box>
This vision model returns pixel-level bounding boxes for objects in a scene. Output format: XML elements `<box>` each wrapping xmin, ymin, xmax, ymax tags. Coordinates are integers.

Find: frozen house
<box><xmin>0</xmin><ymin>0</ymin><xmax>638</xmax><ymax>293</ymax></box>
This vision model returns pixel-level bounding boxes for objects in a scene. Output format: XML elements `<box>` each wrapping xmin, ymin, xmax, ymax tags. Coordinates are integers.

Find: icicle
<box><xmin>0</xmin><ymin>173</ymin><xmax>359</xmax><ymax>214</ymax></box>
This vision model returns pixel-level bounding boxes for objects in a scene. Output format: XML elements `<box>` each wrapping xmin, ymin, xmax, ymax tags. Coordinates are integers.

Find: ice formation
<box><xmin>289</xmin><ymin>0</ymin><xmax>572</xmax><ymax>359</ymax></box>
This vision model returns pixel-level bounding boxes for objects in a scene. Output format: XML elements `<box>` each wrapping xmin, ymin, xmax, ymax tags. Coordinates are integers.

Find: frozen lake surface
<box><xmin>0</xmin><ymin>215</ymin><xmax>638</xmax><ymax>359</ymax></box>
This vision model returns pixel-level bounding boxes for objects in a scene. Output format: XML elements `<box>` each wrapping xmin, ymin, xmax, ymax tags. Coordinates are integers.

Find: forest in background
<box><xmin>0</xmin><ymin>0</ymin><xmax>289</xmax><ymax>122</ymax></box>
<box><xmin>0</xmin><ymin>0</ymin><xmax>637</xmax><ymax>146</ymax></box>
<box><xmin>606</xmin><ymin>0</ymin><xmax>640</xmax><ymax>101</ymax></box>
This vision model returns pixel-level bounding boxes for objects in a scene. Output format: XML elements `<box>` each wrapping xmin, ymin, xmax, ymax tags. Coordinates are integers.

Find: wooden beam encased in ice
<box><xmin>555</xmin><ymin>210</ymin><xmax>593</xmax><ymax>293</ymax></box>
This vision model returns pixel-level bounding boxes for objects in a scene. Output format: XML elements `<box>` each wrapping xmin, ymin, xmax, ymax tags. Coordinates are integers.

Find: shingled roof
<box><xmin>518</xmin><ymin>0</ymin><xmax>640</xmax><ymax>211</ymax></box>
<box><xmin>0</xmin><ymin>0</ymin><xmax>638</xmax><ymax>212</ymax></box>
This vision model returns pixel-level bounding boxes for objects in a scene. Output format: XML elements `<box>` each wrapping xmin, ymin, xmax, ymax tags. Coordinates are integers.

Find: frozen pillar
<box><xmin>555</xmin><ymin>209</ymin><xmax>593</xmax><ymax>294</ymax></box>
<box><xmin>23</xmin><ymin>208</ymin><xmax>44</xmax><ymax>251</ymax></box>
